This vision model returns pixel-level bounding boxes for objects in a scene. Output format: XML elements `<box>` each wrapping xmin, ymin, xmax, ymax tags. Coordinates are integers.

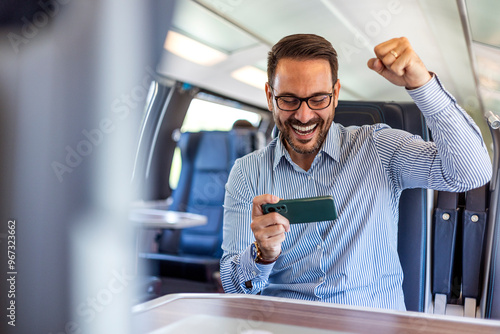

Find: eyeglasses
<box><xmin>270</xmin><ymin>86</ymin><xmax>334</xmax><ymax>111</ymax></box>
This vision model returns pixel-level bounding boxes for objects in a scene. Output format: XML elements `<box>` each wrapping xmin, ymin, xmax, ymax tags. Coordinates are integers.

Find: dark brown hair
<box><xmin>267</xmin><ymin>34</ymin><xmax>338</xmax><ymax>86</ymax></box>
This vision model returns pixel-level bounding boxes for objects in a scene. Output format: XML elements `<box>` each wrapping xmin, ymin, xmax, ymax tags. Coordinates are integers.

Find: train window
<box><xmin>181</xmin><ymin>97</ymin><xmax>261</xmax><ymax>132</ymax></box>
<box><xmin>169</xmin><ymin>96</ymin><xmax>263</xmax><ymax>190</ymax></box>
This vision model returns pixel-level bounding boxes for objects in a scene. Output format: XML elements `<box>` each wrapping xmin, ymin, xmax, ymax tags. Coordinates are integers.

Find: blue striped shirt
<box><xmin>220</xmin><ymin>75</ymin><xmax>492</xmax><ymax>311</ymax></box>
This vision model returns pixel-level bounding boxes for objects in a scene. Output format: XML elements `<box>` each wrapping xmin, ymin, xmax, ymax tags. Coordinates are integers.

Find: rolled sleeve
<box><xmin>220</xmin><ymin>159</ymin><xmax>274</xmax><ymax>294</ymax></box>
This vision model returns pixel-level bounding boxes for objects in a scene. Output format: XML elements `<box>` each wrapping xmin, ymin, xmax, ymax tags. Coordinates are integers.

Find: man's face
<box><xmin>266</xmin><ymin>58</ymin><xmax>340</xmax><ymax>158</ymax></box>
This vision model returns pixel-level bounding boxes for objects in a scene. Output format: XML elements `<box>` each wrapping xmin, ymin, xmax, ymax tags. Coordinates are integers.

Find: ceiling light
<box><xmin>231</xmin><ymin>65</ymin><xmax>267</xmax><ymax>90</ymax></box>
<box><xmin>164</xmin><ymin>30</ymin><xmax>228</xmax><ymax>66</ymax></box>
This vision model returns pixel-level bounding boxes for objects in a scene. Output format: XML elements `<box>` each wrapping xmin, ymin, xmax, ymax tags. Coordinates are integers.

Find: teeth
<box><xmin>292</xmin><ymin>124</ymin><xmax>316</xmax><ymax>133</ymax></box>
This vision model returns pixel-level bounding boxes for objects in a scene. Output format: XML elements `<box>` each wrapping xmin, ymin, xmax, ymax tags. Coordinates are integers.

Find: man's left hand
<box><xmin>367</xmin><ymin>37</ymin><xmax>432</xmax><ymax>90</ymax></box>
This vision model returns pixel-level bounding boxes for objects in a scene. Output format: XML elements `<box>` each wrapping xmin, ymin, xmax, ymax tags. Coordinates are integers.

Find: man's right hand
<box><xmin>251</xmin><ymin>194</ymin><xmax>290</xmax><ymax>261</ymax></box>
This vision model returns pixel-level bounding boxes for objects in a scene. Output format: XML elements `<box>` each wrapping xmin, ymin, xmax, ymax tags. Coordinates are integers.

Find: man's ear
<box><xmin>333</xmin><ymin>79</ymin><xmax>341</xmax><ymax>108</ymax></box>
<box><xmin>265</xmin><ymin>82</ymin><xmax>274</xmax><ymax>111</ymax></box>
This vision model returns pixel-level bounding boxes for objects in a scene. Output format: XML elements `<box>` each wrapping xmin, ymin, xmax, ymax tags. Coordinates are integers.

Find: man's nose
<box><xmin>293</xmin><ymin>102</ymin><xmax>315</xmax><ymax>123</ymax></box>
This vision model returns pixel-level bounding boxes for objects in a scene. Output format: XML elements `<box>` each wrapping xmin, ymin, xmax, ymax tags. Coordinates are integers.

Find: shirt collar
<box><xmin>321</xmin><ymin>122</ymin><xmax>341</xmax><ymax>161</ymax></box>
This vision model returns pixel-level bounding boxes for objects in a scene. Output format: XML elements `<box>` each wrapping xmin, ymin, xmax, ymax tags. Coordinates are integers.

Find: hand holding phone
<box><xmin>261</xmin><ymin>195</ymin><xmax>337</xmax><ymax>224</ymax></box>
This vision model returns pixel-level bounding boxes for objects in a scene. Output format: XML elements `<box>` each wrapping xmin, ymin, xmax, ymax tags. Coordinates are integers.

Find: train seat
<box><xmin>334</xmin><ymin>101</ymin><xmax>430</xmax><ymax>312</ymax></box>
<box><xmin>142</xmin><ymin>127</ymin><xmax>261</xmax><ymax>283</ymax></box>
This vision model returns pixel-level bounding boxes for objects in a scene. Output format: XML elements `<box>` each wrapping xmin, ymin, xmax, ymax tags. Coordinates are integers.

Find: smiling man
<box><xmin>220</xmin><ymin>34</ymin><xmax>491</xmax><ymax>310</ymax></box>
<box><xmin>268</xmin><ymin>57</ymin><xmax>337</xmax><ymax>170</ymax></box>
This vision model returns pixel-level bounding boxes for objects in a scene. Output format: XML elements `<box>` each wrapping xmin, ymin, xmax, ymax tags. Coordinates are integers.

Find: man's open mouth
<box><xmin>291</xmin><ymin>123</ymin><xmax>318</xmax><ymax>135</ymax></box>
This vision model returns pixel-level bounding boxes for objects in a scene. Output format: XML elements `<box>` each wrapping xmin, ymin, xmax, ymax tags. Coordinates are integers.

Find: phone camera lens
<box><xmin>268</xmin><ymin>207</ymin><xmax>275</xmax><ymax>212</ymax></box>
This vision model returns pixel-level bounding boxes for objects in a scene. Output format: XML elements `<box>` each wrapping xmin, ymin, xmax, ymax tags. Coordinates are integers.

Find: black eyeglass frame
<box><xmin>269</xmin><ymin>85</ymin><xmax>335</xmax><ymax>112</ymax></box>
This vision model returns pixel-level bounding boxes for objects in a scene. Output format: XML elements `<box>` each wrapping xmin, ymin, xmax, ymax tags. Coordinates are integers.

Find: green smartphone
<box><xmin>261</xmin><ymin>195</ymin><xmax>337</xmax><ymax>224</ymax></box>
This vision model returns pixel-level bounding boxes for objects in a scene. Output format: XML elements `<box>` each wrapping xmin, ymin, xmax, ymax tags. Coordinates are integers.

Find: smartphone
<box><xmin>262</xmin><ymin>195</ymin><xmax>337</xmax><ymax>224</ymax></box>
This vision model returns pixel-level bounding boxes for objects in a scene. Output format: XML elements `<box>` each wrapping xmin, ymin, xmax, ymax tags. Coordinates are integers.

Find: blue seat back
<box><xmin>335</xmin><ymin>101</ymin><xmax>429</xmax><ymax>312</ymax></box>
<box><xmin>158</xmin><ymin>128</ymin><xmax>259</xmax><ymax>258</ymax></box>
<box><xmin>181</xmin><ymin>131</ymin><xmax>230</xmax><ymax>257</ymax></box>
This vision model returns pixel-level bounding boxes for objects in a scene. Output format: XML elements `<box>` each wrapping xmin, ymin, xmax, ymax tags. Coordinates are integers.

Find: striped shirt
<box><xmin>220</xmin><ymin>75</ymin><xmax>492</xmax><ymax>311</ymax></box>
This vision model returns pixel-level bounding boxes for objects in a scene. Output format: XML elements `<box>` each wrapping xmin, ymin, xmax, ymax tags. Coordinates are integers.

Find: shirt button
<box><xmin>252</xmin><ymin>271</ymin><xmax>257</xmax><ymax>276</ymax></box>
<box><xmin>317</xmin><ymin>244</ymin><xmax>322</xmax><ymax>250</ymax></box>
<box><xmin>308</xmin><ymin>175</ymin><xmax>312</xmax><ymax>180</ymax></box>
<box><xmin>319</xmin><ymin>277</ymin><xmax>324</xmax><ymax>283</ymax></box>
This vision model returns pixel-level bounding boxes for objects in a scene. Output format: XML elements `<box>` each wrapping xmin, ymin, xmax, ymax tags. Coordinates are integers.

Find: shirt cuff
<box><xmin>406</xmin><ymin>73</ymin><xmax>456</xmax><ymax>117</ymax></box>
<box><xmin>240</xmin><ymin>244</ymin><xmax>275</xmax><ymax>282</ymax></box>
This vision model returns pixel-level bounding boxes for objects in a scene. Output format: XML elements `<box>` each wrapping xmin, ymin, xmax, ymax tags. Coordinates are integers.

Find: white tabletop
<box><xmin>129</xmin><ymin>208</ymin><xmax>207</xmax><ymax>229</ymax></box>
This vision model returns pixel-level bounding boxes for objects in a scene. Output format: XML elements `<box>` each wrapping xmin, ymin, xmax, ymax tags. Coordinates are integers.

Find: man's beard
<box><xmin>275</xmin><ymin>113</ymin><xmax>333</xmax><ymax>155</ymax></box>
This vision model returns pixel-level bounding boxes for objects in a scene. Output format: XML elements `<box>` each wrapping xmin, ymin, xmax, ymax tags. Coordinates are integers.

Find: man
<box><xmin>220</xmin><ymin>34</ymin><xmax>491</xmax><ymax>311</ymax></box>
